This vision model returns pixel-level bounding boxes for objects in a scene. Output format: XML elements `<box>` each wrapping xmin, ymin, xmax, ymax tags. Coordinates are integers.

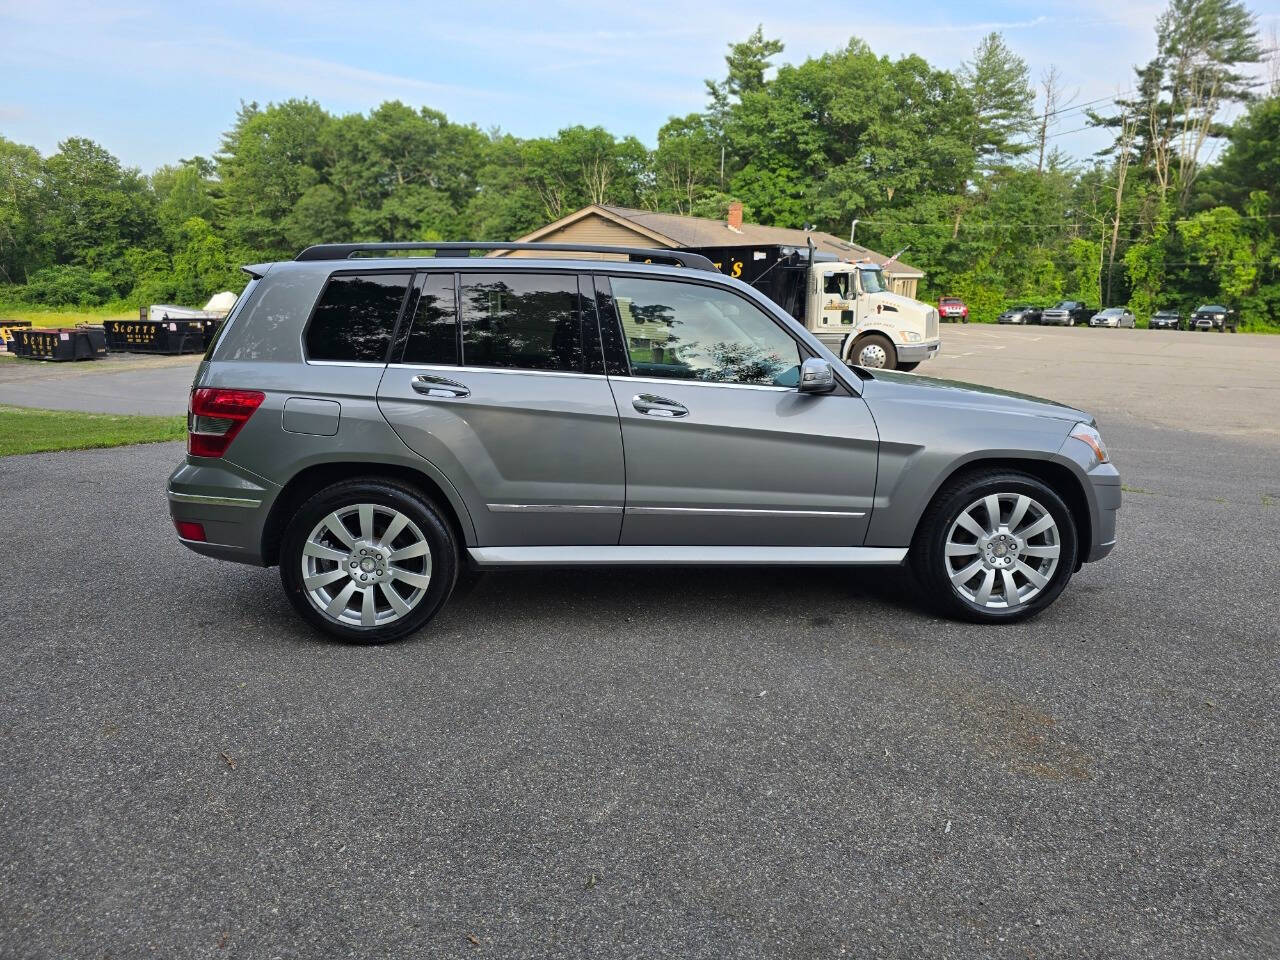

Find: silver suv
<box><xmin>168</xmin><ymin>242</ymin><xmax>1121</xmax><ymax>643</ymax></box>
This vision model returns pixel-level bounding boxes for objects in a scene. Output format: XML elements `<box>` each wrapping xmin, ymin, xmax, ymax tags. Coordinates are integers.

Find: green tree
<box><xmin>0</xmin><ymin>136</ymin><xmax>44</xmax><ymax>284</ymax></box>
<box><xmin>960</xmin><ymin>32</ymin><xmax>1036</xmax><ymax>172</ymax></box>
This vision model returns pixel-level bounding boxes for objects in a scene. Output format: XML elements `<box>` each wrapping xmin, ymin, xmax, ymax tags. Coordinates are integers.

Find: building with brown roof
<box><xmin>501</xmin><ymin>203</ymin><xmax>924</xmax><ymax>299</ymax></box>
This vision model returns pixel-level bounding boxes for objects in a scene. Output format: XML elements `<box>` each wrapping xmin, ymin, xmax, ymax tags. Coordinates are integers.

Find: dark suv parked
<box><xmin>1040</xmin><ymin>301</ymin><xmax>1092</xmax><ymax>326</ymax></box>
<box><xmin>1189</xmin><ymin>304</ymin><xmax>1237</xmax><ymax>332</ymax></box>
<box><xmin>169</xmin><ymin>242</ymin><xmax>1120</xmax><ymax>642</ymax></box>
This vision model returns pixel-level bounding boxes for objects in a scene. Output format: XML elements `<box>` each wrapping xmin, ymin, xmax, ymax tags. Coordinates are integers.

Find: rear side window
<box><xmin>401</xmin><ymin>273</ymin><xmax>459</xmax><ymax>365</ymax></box>
<box><xmin>459</xmin><ymin>273</ymin><xmax>581</xmax><ymax>371</ymax></box>
<box><xmin>305</xmin><ymin>273</ymin><xmax>410</xmax><ymax>363</ymax></box>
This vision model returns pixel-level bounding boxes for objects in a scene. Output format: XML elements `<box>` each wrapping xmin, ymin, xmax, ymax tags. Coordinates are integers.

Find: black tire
<box><xmin>852</xmin><ymin>333</ymin><xmax>897</xmax><ymax>370</ymax></box>
<box><xmin>279</xmin><ymin>478</ymin><xmax>459</xmax><ymax>644</ymax></box>
<box><xmin>897</xmin><ymin>361</ymin><xmax>921</xmax><ymax>372</ymax></box>
<box><xmin>909</xmin><ymin>469</ymin><xmax>1079</xmax><ymax>624</ymax></box>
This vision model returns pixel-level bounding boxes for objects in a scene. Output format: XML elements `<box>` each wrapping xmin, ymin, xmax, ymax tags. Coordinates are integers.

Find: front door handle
<box><xmin>632</xmin><ymin>394</ymin><xmax>688</xmax><ymax>418</ymax></box>
<box><xmin>411</xmin><ymin>374</ymin><xmax>470</xmax><ymax>399</ymax></box>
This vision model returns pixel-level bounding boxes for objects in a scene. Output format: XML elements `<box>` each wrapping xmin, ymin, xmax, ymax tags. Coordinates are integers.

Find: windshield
<box><xmin>823</xmin><ymin>272</ymin><xmax>851</xmax><ymax>298</ymax></box>
<box><xmin>859</xmin><ymin>267</ymin><xmax>890</xmax><ymax>295</ymax></box>
<box><xmin>1197</xmin><ymin>305</ymin><xmax>1226</xmax><ymax>312</ymax></box>
<box><xmin>1100</xmin><ymin>308</ymin><xmax>1122</xmax><ymax>316</ymax></box>
<box><xmin>1052</xmin><ymin>301</ymin><xmax>1076</xmax><ymax>309</ymax></box>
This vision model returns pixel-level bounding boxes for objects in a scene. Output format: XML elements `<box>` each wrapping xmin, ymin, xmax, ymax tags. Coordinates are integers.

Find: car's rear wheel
<box><xmin>910</xmin><ymin>470</ymin><xmax>1078</xmax><ymax>623</ymax></box>
<box><xmin>280</xmin><ymin>479</ymin><xmax>458</xmax><ymax>643</ymax></box>
<box><xmin>853</xmin><ymin>334</ymin><xmax>897</xmax><ymax>370</ymax></box>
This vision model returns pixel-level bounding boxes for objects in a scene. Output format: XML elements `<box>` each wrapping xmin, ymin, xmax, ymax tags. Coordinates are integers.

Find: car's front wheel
<box><xmin>910</xmin><ymin>470</ymin><xmax>1079</xmax><ymax>623</ymax></box>
<box><xmin>280</xmin><ymin>478</ymin><xmax>458</xmax><ymax>643</ymax></box>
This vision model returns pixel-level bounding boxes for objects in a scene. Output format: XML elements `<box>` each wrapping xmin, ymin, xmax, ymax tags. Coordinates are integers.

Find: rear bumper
<box><xmin>167</xmin><ymin>458</ymin><xmax>277</xmax><ymax>565</ymax></box>
<box><xmin>897</xmin><ymin>339</ymin><xmax>941</xmax><ymax>363</ymax></box>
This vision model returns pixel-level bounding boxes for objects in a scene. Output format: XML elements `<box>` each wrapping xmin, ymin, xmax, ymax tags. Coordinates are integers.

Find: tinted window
<box><xmin>460</xmin><ymin>273</ymin><xmax>581</xmax><ymax>371</ymax></box>
<box><xmin>608</xmin><ymin>277</ymin><xmax>801</xmax><ymax>387</ymax></box>
<box><xmin>401</xmin><ymin>273</ymin><xmax>459</xmax><ymax>365</ymax></box>
<box><xmin>305</xmin><ymin>273</ymin><xmax>410</xmax><ymax>363</ymax></box>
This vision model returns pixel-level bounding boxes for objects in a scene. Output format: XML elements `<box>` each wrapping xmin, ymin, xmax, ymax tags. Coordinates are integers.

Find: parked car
<box><xmin>168</xmin><ymin>241</ymin><xmax>1121</xmax><ymax>642</ymax></box>
<box><xmin>938</xmin><ymin>297</ymin><xmax>969</xmax><ymax>322</ymax></box>
<box><xmin>1088</xmin><ymin>308</ymin><xmax>1136</xmax><ymax>328</ymax></box>
<box><xmin>1040</xmin><ymin>301</ymin><xmax>1093</xmax><ymax>326</ymax></box>
<box><xmin>997</xmin><ymin>304</ymin><xmax>1042</xmax><ymax>325</ymax></box>
<box><xmin>1189</xmin><ymin>304</ymin><xmax>1237</xmax><ymax>332</ymax></box>
<box><xmin>1148</xmin><ymin>309</ymin><xmax>1182</xmax><ymax>330</ymax></box>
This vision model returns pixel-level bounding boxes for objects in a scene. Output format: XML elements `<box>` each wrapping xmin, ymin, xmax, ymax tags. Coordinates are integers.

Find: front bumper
<box><xmin>897</xmin><ymin>339</ymin><xmax>941</xmax><ymax>363</ymax></box>
<box><xmin>1086</xmin><ymin>464</ymin><xmax>1121</xmax><ymax>561</ymax></box>
<box><xmin>167</xmin><ymin>458</ymin><xmax>277</xmax><ymax>565</ymax></box>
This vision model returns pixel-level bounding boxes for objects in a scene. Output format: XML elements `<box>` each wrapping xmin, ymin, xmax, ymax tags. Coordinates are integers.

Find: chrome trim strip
<box><xmin>305</xmin><ymin>360</ymin><xmax>384</xmax><ymax>368</ymax></box>
<box><xmin>620</xmin><ymin>376</ymin><xmax>794</xmax><ymax>393</ymax></box>
<box><xmin>625</xmin><ymin>506</ymin><xmax>866</xmax><ymax>518</ymax></box>
<box><xmin>387</xmin><ymin>363</ymin><xmax>607</xmax><ymax>381</ymax></box>
<box><xmin>168</xmin><ymin>492</ymin><xmax>263</xmax><ymax>509</ymax></box>
<box><xmin>469</xmin><ymin>546</ymin><xmax>907</xmax><ymax>567</ymax></box>
<box><xmin>487</xmin><ymin>503</ymin><xmax>623</xmax><ymax>514</ymax></box>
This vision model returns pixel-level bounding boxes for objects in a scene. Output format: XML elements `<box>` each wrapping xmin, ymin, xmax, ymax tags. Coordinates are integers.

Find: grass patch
<box><xmin>0</xmin><ymin>405</ymin><xmax>185</xmax><ymax>457</ymax></box>
<box><xmin>0</xmin><ymin>304</ymin><xmax>135</xmax><ymax>327</ymax></box>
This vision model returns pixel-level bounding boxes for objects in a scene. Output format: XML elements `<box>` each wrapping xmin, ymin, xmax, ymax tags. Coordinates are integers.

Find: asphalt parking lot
<box><xmin>2</xmin><ymin>327</ymin><xmax>1278</xmax><ymax>958</ymax></box>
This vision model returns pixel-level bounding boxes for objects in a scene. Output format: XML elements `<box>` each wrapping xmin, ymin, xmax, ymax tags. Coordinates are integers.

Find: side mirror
<box><xmin>798</xmin><ymin>357</ymin><xmax>836</xmax><ymax>394</ymax></box>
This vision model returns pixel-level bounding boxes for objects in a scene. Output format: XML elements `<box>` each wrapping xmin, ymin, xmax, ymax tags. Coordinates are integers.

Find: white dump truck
<box><xmin>681</xmin><ymin>243</ymin><xmax>940</xmax><ymax>371</ymax></box>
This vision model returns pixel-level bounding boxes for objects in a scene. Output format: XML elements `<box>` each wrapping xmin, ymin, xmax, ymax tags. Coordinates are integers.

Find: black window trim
<box><xmin>300</xmin><ymin>268</ymin><xmax>416</xmax><ymax>366</ymax></box>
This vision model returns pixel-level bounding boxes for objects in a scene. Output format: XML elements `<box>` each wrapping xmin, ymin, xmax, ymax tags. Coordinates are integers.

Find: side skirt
<box><xmin>467</xmin><ymin>545</ymin><xmax>908</xmax><ymax>568</ymax></box>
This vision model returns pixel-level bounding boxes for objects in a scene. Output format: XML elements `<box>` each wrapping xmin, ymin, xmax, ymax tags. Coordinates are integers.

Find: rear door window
<box><xmin>400</xmin><ymin>273</ymin><xmax>459</xmax><ymax>365</ymax></box>
<box><xmin>459</xmin><ymin>272</ymin><xmax>581</xmax><ymax>371</ymax></box>
<box><xmin>305</xmin><ymin>273</ymin><xmax>411</xmax><ymax>363</ymax></box>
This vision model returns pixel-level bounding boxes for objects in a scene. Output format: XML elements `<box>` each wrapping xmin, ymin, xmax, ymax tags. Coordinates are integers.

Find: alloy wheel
<box><xmin>300</xmin><ymin>503</ymin><xmax>433</xmax><ymax>627</ymax></box>
<box><xmin>944</xmin><ymin>492</ymin><xmax>1060</xmax><ymax>610</ymax></box>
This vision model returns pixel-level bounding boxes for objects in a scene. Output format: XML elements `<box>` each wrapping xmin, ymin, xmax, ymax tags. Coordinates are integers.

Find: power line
<box><xmin>852</xmin><ymin>212</ymin><xmax>1280</xmax><ymax>230</ymax></box>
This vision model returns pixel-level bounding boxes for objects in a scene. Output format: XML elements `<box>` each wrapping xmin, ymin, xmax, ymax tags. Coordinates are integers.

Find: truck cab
<box><xmin>808</xmin><ymin>261</ymin><xmax>939</xmax><ymax>371</ymax></box>
<box><xmin>682</xmin><ymin>244</ymin><xmax>940</xmax><ymax>371</ymax></box>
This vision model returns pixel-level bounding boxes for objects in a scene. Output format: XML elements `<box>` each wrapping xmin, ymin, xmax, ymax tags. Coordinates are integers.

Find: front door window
<box><xmin>608</xmin><ymin>276</ymin><xmax>801</xmax><ymax>387</ymax></box>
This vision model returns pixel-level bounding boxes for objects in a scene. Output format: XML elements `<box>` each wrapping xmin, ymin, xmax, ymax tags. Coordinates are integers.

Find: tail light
<box><xmin>188</xmin><ymin>388</ymin><xmax>265</xmax><ymax>458</ymax></box>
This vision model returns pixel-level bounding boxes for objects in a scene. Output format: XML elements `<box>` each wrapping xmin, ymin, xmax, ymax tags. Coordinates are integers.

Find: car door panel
<box><xmin>376</xmin><ymin>271</ymin><xmax>624</xmax><ymax>547</ymax></box>
<box><xmin>610</xmin><ymin>378</ymin><xmax>878</xmax><ymax>545</ymax></box>
<box><xmin>379</xmin><ymin>366</ymin><xmax>624</xmax><ymax>545</ymax></box>
<box><xmin>596</xmin><ymin>274</ymin><xmax>879</xmax><ymax>547</ymax></box>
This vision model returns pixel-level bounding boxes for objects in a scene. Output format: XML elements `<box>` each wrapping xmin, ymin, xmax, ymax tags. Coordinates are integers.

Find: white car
<box><xmin>1089</xmin><ymin>308</ymin><xmax>1135</xmax><ymax>328</ymax></box>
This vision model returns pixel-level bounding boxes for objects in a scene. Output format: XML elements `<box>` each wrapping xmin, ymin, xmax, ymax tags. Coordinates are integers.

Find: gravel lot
<box><xmin>1</xmin><ymin>328</ymin><xmax>1278</xmax><ymax>958</ymax></box>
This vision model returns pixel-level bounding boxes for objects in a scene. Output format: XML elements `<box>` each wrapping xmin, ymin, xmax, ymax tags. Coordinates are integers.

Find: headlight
<box><xmin>902</xmin><ymin>330</ymin><xmax>922</xmax><ymax>342</ymax></box>
<box><xmin>1070</xmin><ymin>422</ymin><xmax>1110</xmax><ymax>464</ymax></box>
<box><xmin>1214</xmin><ymin>313</ymin><xmax>1224</xmax><ymax>320</ymax></box>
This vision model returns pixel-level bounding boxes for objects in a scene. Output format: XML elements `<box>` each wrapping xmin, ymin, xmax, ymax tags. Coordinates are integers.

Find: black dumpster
<box><xmin>10</xmin><ymin>327</ymin><xmax>108</xmax><ymax>361</ymax></box>
<box><xmin>0</xmin><ymin>319</ymin><xmax>33</xmax><ymax>354</ymax></box>
<box><xmin>103</xmin><ymin>318</ymin><xmax>208</xmax><ymax>354</ymax></box>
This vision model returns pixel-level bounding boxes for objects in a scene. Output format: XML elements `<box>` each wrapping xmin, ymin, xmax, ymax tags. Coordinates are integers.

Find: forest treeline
<box><xmin>0</xmin><ymin>0</ymin><xmax>1276</xmax><ymax>326</ymax></box>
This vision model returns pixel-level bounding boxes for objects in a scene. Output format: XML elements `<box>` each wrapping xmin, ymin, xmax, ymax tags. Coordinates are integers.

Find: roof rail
<box><xmin>294</xmin><ymin>242</ymin><xmax>716</xmax><ymax>272</ymax></box>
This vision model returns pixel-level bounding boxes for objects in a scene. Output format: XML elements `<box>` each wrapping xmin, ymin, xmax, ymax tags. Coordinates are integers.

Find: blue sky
<box><xmin>2</xmin><ymin>0</ymin><xmax>1277</xmax><ymax>172</ymax></box>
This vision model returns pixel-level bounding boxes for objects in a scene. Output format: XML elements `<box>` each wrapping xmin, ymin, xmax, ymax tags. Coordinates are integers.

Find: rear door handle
<box><xmin>411</xmin><ymin>374</ymin><xmax>470</xmax><ymax>399</ymax></box>
<box><xmin>632</xmin><ymin>394</ymin><xmax>688</xmax><ymax>418</ymax></box>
